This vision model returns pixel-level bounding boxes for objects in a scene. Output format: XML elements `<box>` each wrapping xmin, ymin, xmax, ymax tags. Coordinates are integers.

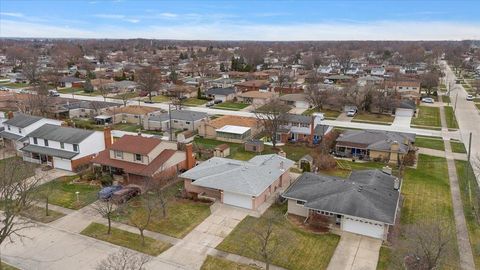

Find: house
<box><xmin>104</xmin><ymin>105</ymin><xmax>160</xmax><ymax>125</ymax></box>
<box><xmin>317</xmin><ymin>66</ymin><xmax>333</xmax><ymax>74</ymax></box>
<box><xmin>91</xmin><ymin>135</ymin><xmax>195</xmax><ymax>185</ymax></box>
<box><xmin>106</xmin><ymin>80</ymin><xmax>138</xmax><ymax>93</ymax></box>
<box><xmin>277</xmin><ymin>114</ymin><xmax>332</xmax><ymax>144</ymax></box>
<box><xmin>205</xmin><ymin>87</ymin><xmax>236</xmax><ymax>102</ymax></box>
<box><xmin>244</xmin><ymin>139</ymin><xmax>264</xmax><ymax>153</ymax></box>
<box><xmin>0</xmin><ymin>113</ymin><xmax>62</xmax><ymax>151</ymax></box>
<box><xmin>279</xmin><ymin>94</ymin><xmax>310</xmax><ymax>109</ymax></box>
<box><xmin>182</xmin><ymin>154</ymin><xmax>294</xmax><ymax>210</ymax></box>
<box><xmin>91</xmin><ymin>79</ymin><xmax>115</xmax><ymax>91</ymax></box>
<box><xmin>61</xmin><ymin>101</ymin><xmax>121</xmax><ymax>119</ymax></box>
<box><xmin>198</xmin><ymin>115</ymin><xmax>262</xmax><ymax>143</ymax></box>
<box><xmin>235</xmin><ymin>80</ymin><xmax>269</xmax><ymax>92</ymax></box>
<box><xmin>237</xmin><ymin>91</ymin><xmax>277</xmax><ymax>106</ymax></box>
<box><xmin>371</xmin><ymin>67</ymin><xmax>386</xmax><ymax>77</ymax></box>
<box><xmin>357</xmin><ymin>75</ymin><xmax>384</xmax><ymax>86</ymax></box>
<box><xmin>385</xmin><ymin>80</ymin><xmax>422</xmax><ymax>103</ymax></box>
<box><xmin>335</xmin><ymin>129</ymin><xmax>415</xmax><ymax>164</ymax></box>
<box><xmin>213</xmin><ymin>144</ymin><xmax>230</xmax><ymax>158</ymax></box>
<box><xmin>59</xmin><ymin>76</ymin><xmax>85</xmax><ymax>88</ymax></box>
<box><xmin>21</xmin><ymin>124</ymin><xmax>106</xmax><ymax>171</ymax></box>
<box><xmin>325</xmin><ymin>75</ymin><xmax>353</xmax><ymax>84</ymax></box>
<box><xmin>282</xmin><ymin>169</ymin><xmax>400</xmax><ymax>240</ymax></box>
<box><xmin>143</xmin><ymin>110</ymin><xmax>208</xmax><ymax>132</ymax></box>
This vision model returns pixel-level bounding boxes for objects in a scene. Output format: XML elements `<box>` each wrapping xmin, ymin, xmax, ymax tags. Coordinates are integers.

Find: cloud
<box><xmin>159</xmin><ymin>12</ymin><xmax>178</xmax><ymax>18</ymax></box>
<box><xmin>94</xmin><ymin>14</ymin><xmax>125</xmax><ymax>19</ymax></box>
<box><xmin>1</xmin><ymin>12</ymin><xmax>24</xmax><ymax>18</ymax></box>
<box><xmin>1</xmin><ymin>19</ymin><xmax>479</xmax><ymax>40</ymax></box>
<box><xmin>125</xmin><ymin>19</ymin><xmax>140</xmax><ymax>23</ymax></box>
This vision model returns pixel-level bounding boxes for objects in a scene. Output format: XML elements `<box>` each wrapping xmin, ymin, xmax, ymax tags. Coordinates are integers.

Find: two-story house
<box><xmin>91</xmin><ymin>135</ymin><xmax>195</xmax><ymax>185</ymax></box>
<box><xmin>0</xmin><ymin>113</ymin><xmax>62</xmax><ymax>152</ymax></box>
<box><xmin>276</xmin><ymin>114</ymin><xmax>332</xmax><ymax>145</ymax></box>
<box><xmin>21</xmin><ymin>124</ymin><xmax>106</xmax><ymax>171</ymax></box>
<box><xmin>385</xmin><ymin>80</ymin><xmax>422</xmax><ymax>104</ymax></box>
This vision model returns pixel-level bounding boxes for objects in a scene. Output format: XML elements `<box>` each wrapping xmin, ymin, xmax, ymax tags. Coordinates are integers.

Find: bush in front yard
<box><xmin>100</xmin><ymin>174</ymin><xmax>113</xmax><ymax>187</ymax></box>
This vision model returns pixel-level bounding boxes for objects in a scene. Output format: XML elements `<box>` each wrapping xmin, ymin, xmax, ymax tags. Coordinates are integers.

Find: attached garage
<box><xmin>342</xmin><ymin>216</ymin><xmax>385</xmax><ymax>239</ymax></box>
<box><xmin>53</xmin><ymin>157</ymin><xmax>72</xmax><ymax>171</ymax></box>
<box><xmin>223</xmin><ymin>191</ymin><xmax>252</xmax><ymax>209</ymax></box>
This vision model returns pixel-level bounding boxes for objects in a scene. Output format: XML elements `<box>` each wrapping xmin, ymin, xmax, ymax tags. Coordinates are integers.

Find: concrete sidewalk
<box><xmin>417</xmin><ymin>147</ymin><xmax>467</xmax><ymax>161</ymax></box>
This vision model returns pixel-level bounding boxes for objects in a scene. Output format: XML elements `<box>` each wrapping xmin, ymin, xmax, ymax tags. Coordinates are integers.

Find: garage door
<box><xmin>223</xmin><ymin>191</ymin><xmax>252</xmax><ymax>209</ymax></box>
<box><xmin>53</xmin><ymin>157</ymin><xmax>72</xmax><ymax>171</ymax></box>
<box><xmin>342</xmin><ymin>217</ymin><xmax>385</xmax><ymax>239</ymax></box>
<box><xmin>395</xmin><ymin>108</ymin><xmax>414</xmax><ymax>117</ymax></box>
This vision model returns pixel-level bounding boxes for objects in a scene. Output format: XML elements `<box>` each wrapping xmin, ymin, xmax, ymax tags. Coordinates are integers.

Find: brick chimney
<box><xmin>7</xmin><ymin>111</ymin><xmax>14</xmax><ymax>119</ymax></box>
<box><xmin>185</xmin><ymin>143</ymin><xmax>196</xmax><ymax>170</ymax></box>
<box><xmin>104</xmin><ymin>126</ymin><xmax>112</xmax><ymax>149</ymax></box>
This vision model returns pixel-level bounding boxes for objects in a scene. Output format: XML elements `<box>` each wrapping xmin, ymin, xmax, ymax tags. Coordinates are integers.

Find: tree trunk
<box><xmin>140</xmin><ymin>229</ymin><xmax>145</xmax><ymax>246</ymax></box>
<box><xmin>107</xmin><ymin>215</ymin><xmax>111</xmax><ymax>235</ymax></box>
<box><xmin>266</xmin><ymin>262</ymin><xmax>270</xmax><ymax>270</ymax></box>
<box><xmin>45</xmin><ymin>197</ymin><xmax>49</xmax><ymax>216</ymax></box>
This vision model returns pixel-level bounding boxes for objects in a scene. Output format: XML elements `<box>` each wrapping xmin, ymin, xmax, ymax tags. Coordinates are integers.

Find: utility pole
<box><xmin>168</xmin><ymin>103</ymin><xmax>173</xmax><ymax>141</ymax></box>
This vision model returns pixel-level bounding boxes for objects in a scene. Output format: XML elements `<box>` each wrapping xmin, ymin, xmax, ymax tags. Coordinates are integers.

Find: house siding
<box><xmin>287</xmin><ymin>199</ymin><xmax>309</xmax><ymax>217</ymax></box>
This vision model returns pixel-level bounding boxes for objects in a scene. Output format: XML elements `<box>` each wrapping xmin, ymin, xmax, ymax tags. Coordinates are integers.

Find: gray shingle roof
<box><xmin>3</xmin><ymin>114</ymin><xmax>42</xmax><ymax>128</ymax></box>
<box><xmin>205</xmin><ymin>87</ymin><xmax>236</xmax><ymax>96</ymax></box>
<box><xmin>0</xmin><ymin>130</ymin><xmax>23</xmax><ymax>141</ymax></box>
<box><xmin>284</xmin><ymin>113</ymin><xmax>311</xmax><ymax>124</ymax></box>
<box><xmin>63</xmin><ymin>101</ymin><xmax>120</xmax><ymax>110</ymax></box>
<box><xmin>336</xmin><ymin>129</ymin><xmax>415</xmax><ymax>154</ymax></box>
<box><xmin>21</xmin><ymin>144</ymin><xmax>78</xmax><ymax>159</ymax></box>
<box><xmin>283</xmin><ymin>170</ymin><xmax>400</xmax><ymax>224</ymax></box>
<box><xmin>26</xmin><ymin>124</ymin><xmax>95</xmax><ymax>144</ymax></box>
<box><xmin>180</xmin><ymin>154</ymin><xmax>295</xmax><ymax>196</ymax></box>
<box><xmin>148</xmin><ymin>110</ymin><xmax>207</xmax><ymax>122</ymax></box>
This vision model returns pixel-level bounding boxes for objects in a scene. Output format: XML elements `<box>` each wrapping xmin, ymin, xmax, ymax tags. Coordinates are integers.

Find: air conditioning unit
<box><xmin>121</xmin><ymin>120</ymin><xmax>127</xmax><ymax>124</ymax></box>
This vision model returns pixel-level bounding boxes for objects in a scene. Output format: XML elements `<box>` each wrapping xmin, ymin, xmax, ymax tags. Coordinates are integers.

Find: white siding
<box><xmin>53</xmin><ymin>157</ymin><xmax>72</xmax><ymax>171</ymax></box>
<box><xmin>76</xmin><ymin>131</ymin><xmax>105</xmax><ymax>159</ymax></box>
<box><xmin>341</xmin><ymin>216</ymin><xmax>386</xmax><ymax>239</ymax></box>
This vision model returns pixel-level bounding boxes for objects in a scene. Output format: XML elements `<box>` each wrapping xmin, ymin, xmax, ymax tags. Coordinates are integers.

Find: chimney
<box><xmin>7</xmin><ymin>111</ymin><xmax>14</xmax><ymax>119</ymax></box>
<box><xmin>104</xmin><ymin>126</ymin><xmax>112</xmax><ymax>149</ymax></box>
<box><xmin>185</xmin><ymin>143</ymin><xmax>196</xmax><ymax>170</ymax></box>
<box><xmin>382</xmin><ymin>166</ymin><xmax>392</xmax><ymax>175</ymax></box>
<box><xmin>390</xmin><ymin>141</ymin><xmax>400</xmax><ymax>152</ymax></box>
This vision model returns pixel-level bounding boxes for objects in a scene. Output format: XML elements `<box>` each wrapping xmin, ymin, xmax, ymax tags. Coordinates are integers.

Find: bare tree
<box><xmin>0</xmin><ymin>158</ymin><xmax>41</xmax><ymax>267</ymax></box>
<box><xmin>115</xmin><ymin>91</ymin><xmax>132</xmax><ymax>107</ymax></box>
<box><xmin>93</xmin><ymin>200</ymin><xmax>116</xmax><ymax>235</ymax></box>
<box><xmin>97</xmin><ymin>81</ymin><xmax>111</xmax><ymax>102</ymax></box>
<box><xmin>238</xmin><ymin>210</ymin><xmax>295</xmax><ymax>270</ymax></box>
<box><xmin>96</xmin><ymin>248</ymin><xmax>150</xmax><ymax>270</ymax></box>
<box><xmin>421</xmin><ymin>72</ymin><xmax>440</xmax><ymax>96</ymax></box>
<box><xmin>37</xmin><ymin>181</ymin><xmax>55</xmax><ymax>217</ymax></box>
<box><xmin>472</xmin><ymin>79</ymin><xmax>480</xmax><ymax>97</ymax></box>
<box><xmin>254</xmin><ymin>99</ymin><xmax>290</xmax><ymax>149</ymax></box>
<box><xmin>129</xmin><ymin>195</ymin><xmax>155</xmax><ymax>246</ymax></box>
<box><xmin>390</xmin><ymin>220</ymin><xmax>455</xmax><ymax>270</ymax></box>
<box><xmin>136</xmin><ymin>66</ymin><xmax>161</xmax><ymax>102</ymax></box>
<box><xmin>22</xmin><ymin>56</ymin><xmax>41</xmax><ymax>86</ymax></box>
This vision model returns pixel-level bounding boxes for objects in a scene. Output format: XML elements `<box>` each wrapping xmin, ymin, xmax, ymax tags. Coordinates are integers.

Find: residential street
<box><xmin>442</xmin><ymin>61</ymin><xmax>480</xmax><ymax>186</ymax></box>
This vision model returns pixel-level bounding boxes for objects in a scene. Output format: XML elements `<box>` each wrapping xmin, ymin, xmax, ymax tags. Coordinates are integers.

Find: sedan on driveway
<box><xmin>466</xmin><ymin>95</ymin><xmax>474</xmax><ymax>101</ymax></box>
<box><xmin>98</xmin><ymin>185</ymin><xmax>122</xmax><ymax>200</ymax></box>
<box><xmin>421</xmin><ymin>97</ymin><xmax>435</xmax><ymax>103</ymax></box>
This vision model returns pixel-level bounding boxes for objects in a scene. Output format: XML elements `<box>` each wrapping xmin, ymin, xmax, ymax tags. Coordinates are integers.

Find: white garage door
<box><xmin>223</xmin><ymin>191</ymin><xmax>252</xmax><ymax>209</ymax></box>
<box><xmin>53</xmin><ymin>157</ymin><xmax>72</xmax><ymax>171</ymax></box>
<box><xmin>342</xmin><ymin>217</ymin><xmax>385</xmax><ymax>239</ymax></box>
<box><xmin>395</xmin><ymin>108</ymin><xmax>414</xmax><ymax>117</ymax></box>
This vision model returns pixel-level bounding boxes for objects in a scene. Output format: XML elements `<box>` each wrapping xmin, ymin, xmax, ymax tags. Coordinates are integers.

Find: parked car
<box><xmin>466</xmin><ymin>95</ymin><xmax>474</xmax><ymax>101</ymax></box>
<box><xmin>213</xmin><ymin>99</ymin><xmax>223</xmax><ymax>104</ymax></box>
<box><xmin>346</xmin><ymin>109</ymin><xmax>357</xmax><ymax>117</ymax></box>
<box><xmin>111</xmin><ymin>185</ymin><xmax>141</xmax><ymax>204</ymax></box>
<box><xmin>98</xmin><ymin>185</ymin><xmax>123</xmax><ymax>200</ymax></box>
<box><xmin>49</xmin><ymin>90</ymin><xmax>60</xmax><ymax>97</ymax></box>
<box><xmin>312</xmin><ymin>112</ymin><xmax>325</xmax><ymax>120</ymax></box>
<box><xmin>206</xmin><ymin>100</ymin><xmax>215</xmax><ymax>107</ymax></box>
<box><xmin>422</xmin><ymin>97</ymin><xmax>434</xmax><ymax>103</ymax></box>
<box><xmin>144</xmin><ymin>100</ymin><xmax>154</xmax><ymax>104</ymax></box>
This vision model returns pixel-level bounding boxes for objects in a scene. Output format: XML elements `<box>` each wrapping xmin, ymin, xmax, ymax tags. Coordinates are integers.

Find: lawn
<box><xmin>319</xmin><ymin>159</ymin><xmax>386</xmax><ymax>178</ymax></box>
<box><xmin>450</xmin><ymin>141</ymin><xmax>467</xmax><ymax>154</ymax></box>
<box><xmin>455</xmin><ymin>160</ymin><xmax>480</xmax><ymax>268</ymax></box>
<box><xmin>75</xmin><ymin>90</ymin><xmax>101</xmax><ymax>96</ymax></box>
<box><xmin>0</xmin><ymin>262</ymin><xmax>19</xmax><ymax>270</ymax></box>
<box><xmin>21</xmin><ymin>205</ymin><xmax>65</xmax><ymax>223</ymax></box>
<box><xmin>442</xmin><ymin>95</ymin><xmax>451</xmax><ymax>104</ymax></box>
<box><xmin>81</xmin><ymin>222</ymin><xmax>171</xmax><ymax>256</ymax></box>
<box><xmin>214</xmin><ymin>102</ymin><xmax>250</xmax><ymax>111</ymax></box>
<box><xmin>0</xmin><ymin>157</ymin><xmax>36</xmax><ymax>181</ymax></box>
<box><xmin>147</xmin><ymin>95</ymin><xmax>170</xmax><ymax>103</ymax></box>
<box><xmin>411</xmin><ymin>106</ymin><xmax>441</xmax><ymax>128</ymax></box>
<box><xmin>112</xmin><ymin>182</ymin><xmax>212</xmax><ymax>238</ymax></box>
<box><xmin>476</xmin><ymin>103</ymin><xmax>480</xmax><ymax>110</ymax></box>
<box><xmin>444</xmin><ymin>106</ymin><xmax>459</xmax><ymax>129</ymax></box>
<box><xmin>201</xmin><ymin>256</ymin><xmax>260</xmax><ymax>270</ymax></box>
<box><xmin>34</xmin><ymin>175</ymin><xmax>101</xmax><ymax>210</ymax></box>
<box><xmin>414</xmin><ymin>136</ymin><xmax>445</xmax><ymax>151</ymax></box>
<box><xmin>376</xmin><ymin>246</ymin><xmax>391</xmax><ymax>270</ymax></box>
<box><xmin>217</xmin><ymin>204</ymin><xmax>340</xmax><ymax>270</ymax></box>
<box><xmin>0</xmin><ymin>82</ymin><xmax>29</xmax><ymax>88</ymax></box>
<box><xmin>302</xmin><ymin>108</ymin><xmax>341</xmax><ymax>119</ymax></box>
<box><xmin>57</xmin><ymin>87</ymin><xmax>84</xmax><ymax>94</ymax></box>
<box><xmin>184</xmin><ymin>98</ymin><xmax>208</xmax><ymax>106</ymax></box>
<box><xmin>353</xmin><ymin>113</ymin><xmax>394</xmax><ymax>124</ymax></box>
<box><xmin>111</xmin><ymin>92</ymin><xmax>139</xmax><ymax>100</ymax></box>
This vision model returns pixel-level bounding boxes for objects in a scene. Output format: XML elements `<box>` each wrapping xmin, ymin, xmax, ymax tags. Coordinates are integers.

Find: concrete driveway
<box><xmin>327</xmin><ymin>232</ymin><xmax>382</xmax><ymax>270</ymax></box>
<box><xmin>392</xmin><ymin>108</ymin><xmax>413</xmax><ymax>128</ymax></box>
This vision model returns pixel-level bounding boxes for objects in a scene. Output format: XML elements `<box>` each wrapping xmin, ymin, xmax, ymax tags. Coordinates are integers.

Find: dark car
<box><xmin>98</xmin><ymin>185</ymin><xmax>123</xmax><ymax>200</ymax></box>
<box><xmin>111</xmin><ymin>185</ymin><xmax>141</xmax><ymax>204</ymax></box>
<box><xmin>144</xmin><ymin>100</ymin><xmax>154</xmax><ymax>104</ymax></box>
<box><xmin>213</xmin><ymin>99</ymin><xmax>222</xmax><ymax>104</ymax></box>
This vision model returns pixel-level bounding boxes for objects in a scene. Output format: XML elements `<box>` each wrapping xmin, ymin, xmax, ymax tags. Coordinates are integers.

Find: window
<box><xmin>7</xmin><ymin>125</ymin><xmax>10</xmax><ymax>131</ymax></box>
<box><xmin>296</xmin><ymin>200</ymin><xmax>305</xmax><ymax>206</ymax></box>
<box><xmin>114</xmin><ymin>150</ymin><xmax>123</xmax><ymax>159</ymax></box>
<box><xmin>44</xmin><ymin>139</ymin><xmax>49</xmax><ymax>146</ymax></box>
<box><xmin>73</xmin><ymin>144</ymin><xmax>79</xmax><ymax>152</ymax></box>
<box><xmin>18</xmin><ymin>128</ymin><xmax>22</xmax><ymax>134</ymax></box>
<box><xmin>33</xmin><ymin>137</ymin><xmax>38</xmax><ymax>144</ymax></box>
<box><xmin>173</xmin><ymin>120</ymin><xmax>178</xmax><ymax>123</ymax></box>
<box><xmin>135</xmin><ymin>154</ymin><xmax>142</xmax><ymax>161</ymax></box>
<box><xmin>60</xmin><ymin>142</ymin><xmax>64</xmax><ymax>149</ymax></box>
<box><xmin>185</xmin><ymin>121</ymin><xmax>191</xmax><ymax>125</ymax></box>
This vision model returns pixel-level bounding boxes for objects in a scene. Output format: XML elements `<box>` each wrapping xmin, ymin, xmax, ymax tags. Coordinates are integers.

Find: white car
<box><xmin>466</xmin><ymin>95</ymin><xmax>474</xmax><ymax>101</ymax></box>
<box><xmin>346</xmin><ymin>109</ymin><xmax>357</xmax><ymax>117</ymax></box>
<box><xmin>421</xmin><ymin>97</ymin><xmax>434</xmax><ymax>103</ymax></box>
<box><xmin>312</xmin><ymin>112</ymin><xmax>325</xmax><ymax>120</ymax></box>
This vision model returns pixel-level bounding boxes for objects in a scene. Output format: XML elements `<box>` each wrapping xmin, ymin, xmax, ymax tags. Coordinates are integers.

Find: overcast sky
<box><xmin>1</xmin><ymin>0</ymin><xmax>479</xmax><ymax>40</ymax></box>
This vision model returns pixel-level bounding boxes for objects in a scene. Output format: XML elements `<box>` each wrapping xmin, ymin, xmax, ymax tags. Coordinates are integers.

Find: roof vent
<box><xmin>382</xmin><ymin>166</ymin><xmax>392</xmax><ymax>175</ymax></box>
<box><xmin>394</xmin><ymin>178</ymin><xmax>400</xmax><ymax>190</ymax></box>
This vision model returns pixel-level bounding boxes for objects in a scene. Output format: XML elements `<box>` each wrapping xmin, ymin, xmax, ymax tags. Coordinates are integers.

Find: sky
<box><xmin>1</xmin><ymin>0</ymin><xmax>480</xmax><ymax>40</ymax></box>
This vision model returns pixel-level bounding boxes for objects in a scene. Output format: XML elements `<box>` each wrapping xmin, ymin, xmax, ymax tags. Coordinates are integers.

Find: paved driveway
<box><xmin>327</xmin><ymin>232</ymin><xmax>382</xmax><ymax>270</ymax></box>
<box><xmin>392</xmin><ymin>108</ymin><xmax>413</xmax><ymax>128</ymax></box>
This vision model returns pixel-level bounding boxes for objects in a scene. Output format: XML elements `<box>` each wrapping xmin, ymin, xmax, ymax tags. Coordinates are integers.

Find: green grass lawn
<box><xmin>147</xmin><ymin>95</ymin><xmax>170</xmax><ymax>103</ymax></box>
<box><xmin>34</xmin><ymin>175</ymin><xmax>100</xmax><ymax>210</ymax></box>
<box><xmin>81</xmin><ymin>223</ymin><xmax>171</xmax><ymax>256</ymax></box>
<box><xmin>415</xmin><ymin>136</ymin><xmax>445</xmax><ymax>151</ymax></box>
<box><xmin>376</xmin><ymin>246</ymin><xmax>391</xmax><ymax>270</ymax></box>
<box><xmin>0</xmin><ymin>262</ymin><xmax>19</xmax><ymax>270</ymax></box>
<box><xmin>213</xmin><ymin>102</ymin><xmax>250</xmax><ymax>111</ymax></box>
<box><xmin>75</xmin><ymin>90</ymin><xmax>101</xmax><ymax>96</ymax></box>
<box><xmin>112</xmin><ymin>123</ymin><xmax>143</xmax><ymax>133</ymax></box>
<box><xmin>21</xmin><ymin>205</ymin><xmax>65</xmax><ymax>223</ymax></box>
<box><xmin>184</xmin><ymin>98</ymin><xmax>208</xmax><ymax>106</ymax></box>
<box><xmin>302</xmin><ymin>108</ymin><xmax>341</xmax><ymax>119</ymax></box>
<box><xmin>112</xmin><ymin>182</ymin><xmax>211</xmax><ymax>238</ymax></box>
<box><xmin>476</xmin><ymin>103</ymin><xmax>480</xmax><ymax>110</ymax></box>
<box><xmin>201</xmin><ymin>256</ymin><xmax>260</xmax><ymax>270</ymax></box>
<box><xmin>0</xmin><ymin>157</ymin><xmax>36</xmax><ymax>181</ymax></box>
<box><xmin>0</xmin><ymin>82</ymin><xmax>29</xmax><ymax>88</ymax></box>
<box><xmin>442</xmin><ymin>95</ymin><xmax>451</xmax><ymax>104</ymax></box>
<box><xmin>57</xmin><ymin>87</ymin><xmax>84</xmax><ymax>94</ymax></box>
<box><xmin>353</xmin><ymin>113</ymin><xmax>394</xmax><ymax>124</ymax></box>
<box><xmin>450</xmin><ymin>141</ymin><xmax>467</xmax><ymax>154</ymax></box>
<box><xmin>217</xmin><ymin>204</ymin><xmax>340</xmax><ymax>270</ymax></box>
<box><xmin>444</xmin><ymin>106</ymin><xmax>459</xmax><ymax>129</ymax></box>
<box><xmin>319</xmin><ymin>159</ymin><xmax>386</xmax><ymax>178</ymax></box>
<box><xmin>111</xmin><ymin>92</ymin><xmax>139</xmax><ymax>100</ymax></box>
<box><xmin>411</xmin><ymin>106</ymin><xmax>441</xmax><ymax>127</ymax></box>
<box><xmin>454</xmin><ymin>160</ymin><xmax>480</xmax><ymax>268</ymax></box>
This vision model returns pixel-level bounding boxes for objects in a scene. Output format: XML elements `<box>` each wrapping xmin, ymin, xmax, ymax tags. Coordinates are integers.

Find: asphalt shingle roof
<box><xmin>148</xmin><ymin>110</ymin><xmax>207</xmax><ymax>122</ymax></box>
<box><xmin>26</xmin><ymin>124</ymin><xmax>95</xmax><ymax>144</ymax></box>
<box><xmin>336</xmin><ymin>129</ymin><xmax>415</xmax><ymax>154</ymax></box>
<box><xmin>3</xmin><ymin>114</ymin><xmax>42</xmax><ymax>128</ymax></box>
<box><xmin>283</xmin><ymin>170</ymin><xmax>400</xmax><ymax>224</ymax></box>
<box><xmin>205</xmin><ymin>87</ymin><xmax>236</xmax><ymax>96</ymax></box>
<box><xmin>21</xmin><ymin>144</ymin><xmax>78</xmax><ymax>159</ymax></box>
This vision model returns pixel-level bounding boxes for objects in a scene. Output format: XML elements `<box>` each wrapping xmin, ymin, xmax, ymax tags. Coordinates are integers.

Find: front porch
<box><xmin>23</xmin><ymin>151</ymin><xmax>54</xmax><ymax>167</ymax></box>
<box><xmin>334</xmin><ymin>146</ymin><xmax>370</xmax><ymax>160</ymax></box>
